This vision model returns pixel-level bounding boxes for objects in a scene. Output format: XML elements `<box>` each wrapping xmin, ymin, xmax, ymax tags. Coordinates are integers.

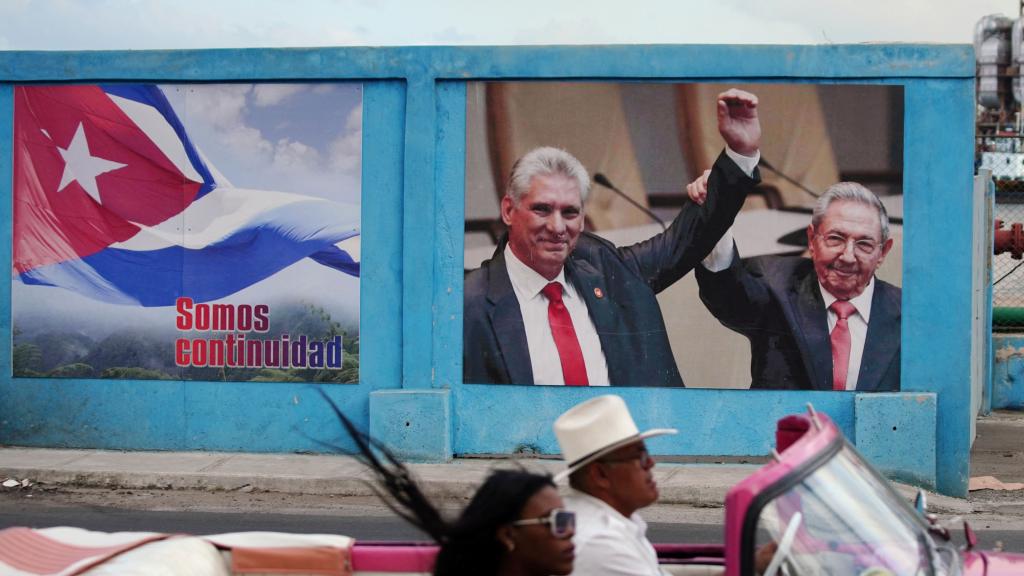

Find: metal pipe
<box><xmin>993</xmin><ymin>306</ymin><xmax>1024</xmax><ymax>325</ymax></box>
<box><xmin>994</xmin><ymin>219</ymin><xmax>1024</xmax><ymax>259</ymax></box>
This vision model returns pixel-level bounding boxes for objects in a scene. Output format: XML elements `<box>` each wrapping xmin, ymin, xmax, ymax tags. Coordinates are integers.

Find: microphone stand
<box><xmin>758</xmin><ymin>159</ymin><xmax>821</xmax><ymax>199</ymax></box>
<box><xmin>592</xmin><ymin>173</ymin><xmax>667</xmax><ymax>231</ymax></box>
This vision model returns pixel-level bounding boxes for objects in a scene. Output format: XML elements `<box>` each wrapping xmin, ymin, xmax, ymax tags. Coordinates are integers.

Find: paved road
<box><xmin>3</xmin><ymin>501</ymin><xmax>1022</xmax><ymax>554</ymax></box>
<box><xmin>973</xmin><ymin>411</ymin><xmax>1024</xmax><ymax>484</ymax></box>
<box><xmin>2</xmin><ymin>410</ymin><xmax>1023</xmax><ymax>563</ymax></box>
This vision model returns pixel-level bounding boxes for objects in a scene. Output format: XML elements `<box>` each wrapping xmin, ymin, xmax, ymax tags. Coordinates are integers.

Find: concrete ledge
<box><xmin>0</xmin><ymin>448</ymin><xmax>376</xmax><ymax>495</ymax></box>
<box><xmin>855</xmin><ymin>392</ymin><xmax>937</xmax><ymax>490</ymax></box>
<box><xmin>369</xmin><ymin>389</ymin><xmax>451</xmax><ymax>462</ymax></box>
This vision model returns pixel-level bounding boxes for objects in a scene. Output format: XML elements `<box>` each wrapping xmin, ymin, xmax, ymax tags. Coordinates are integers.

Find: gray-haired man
<box><xmin>464</xmin><ymin>89</ymin><xmax>763</xmax><ymax>387</ymax></box>
<box><xmin>693</xmin><ymin>180</ymin><xmax>901</xmax><ymax>391</ymax></box>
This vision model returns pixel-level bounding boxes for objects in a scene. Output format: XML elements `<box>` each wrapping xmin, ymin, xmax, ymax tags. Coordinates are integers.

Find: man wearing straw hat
<box><xmin>553</xmin><ymin>395</ymin><xmax>677</xmax><ymax>576</ymax></box>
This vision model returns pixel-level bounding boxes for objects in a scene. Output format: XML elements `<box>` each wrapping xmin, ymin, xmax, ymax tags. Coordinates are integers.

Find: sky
<box><xmin>163</xmin><ymin>83</ymin><xmax>362</xmax><ymax>202</ymax></box>
<box><xmin>0</xmin><ymin>0</ymin><xmax>1020</xmax><ymax>50</ymax></box>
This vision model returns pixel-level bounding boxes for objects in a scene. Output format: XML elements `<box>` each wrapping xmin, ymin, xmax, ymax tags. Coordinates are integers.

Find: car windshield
<box><xmin>753</xmin><ymin>442</ymin><xmax>961</xmax><ymax>576</ymax></box>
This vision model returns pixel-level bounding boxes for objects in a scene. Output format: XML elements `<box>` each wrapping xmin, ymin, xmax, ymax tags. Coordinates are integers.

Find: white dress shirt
<box><xmin>564</xmin><ymin>490</ymin><xmax>667</xmax><ymax>576</ymax></box>
<box><xmin>820</xmin><ymin>279</ymin><xmax>874</xmax><ymax>391</ymax></box>
<box><xmin>723</xmin><ymin>147</ymin><xmax>761</xmax><ymax>182</ymax></box>
<box><xmin>702</xmin><ymin>227</ymin><xmax>737</xmax><ymax>272</ymax></box>
<box><xmin>504</xmin><ymin>245</ymin><xmax>610</xmax><ymax>386</ymax></box>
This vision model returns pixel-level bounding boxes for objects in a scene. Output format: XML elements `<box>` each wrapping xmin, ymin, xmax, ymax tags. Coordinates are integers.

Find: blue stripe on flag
<box><xmin>310</xmin><ymin>246</ymin><xmax>360</xmax><ymax>277</ymax></box>
<box><xmin>19</xmin><ymin>199</ymin><xmax>360</xmax><ymax>307</ymax></box>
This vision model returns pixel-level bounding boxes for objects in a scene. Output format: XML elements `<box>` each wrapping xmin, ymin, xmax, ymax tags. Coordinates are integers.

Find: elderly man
<box><xmin>692</xmin><ymin>179</ymin><xmax>900</xmax><ymax>391</ymax></box>
<box><xmin>464</xmin><ymin>89</ymin><xmax>762</xmax><ymax>386</ymax></box>
<box><xmin>553</xmin><ymin>394</ymin><xmax>676</xmax><ymax>576</ymax></box>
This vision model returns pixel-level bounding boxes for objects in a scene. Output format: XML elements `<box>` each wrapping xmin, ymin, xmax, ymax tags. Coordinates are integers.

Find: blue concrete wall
<box><xmin>900</xmin><ymin>78</ymin><xmax>977</xmax><ymax>495</ymax></box>
<box><xmin>993</xmin><ymin>334</ymin><xmax>1024</xmax><ymax>410</ymax></box>
<box><xmin>370</xmin><ymin>389</ymin><xmax>452</xmax><ymax>461</ymax></box>
<box><xmin>855</xmin><ymin>393</ymin><xmax>937</xmax><ymax>490</ymax></box>
<box><xmin>0</xmin><ymin>45</ymin><xmax>977</xmax><ymax>496</ymax></box>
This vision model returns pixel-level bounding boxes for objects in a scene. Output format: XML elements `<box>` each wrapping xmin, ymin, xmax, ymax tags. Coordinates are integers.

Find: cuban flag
<box><xmin>13</xmin><ymin>84</ymin><xmax>360</xmax><ymax>307</ymax></box>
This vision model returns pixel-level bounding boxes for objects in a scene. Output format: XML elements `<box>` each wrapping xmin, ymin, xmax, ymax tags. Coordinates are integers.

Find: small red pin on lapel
<box><xmin>594</xmin><ymin>287</ymin><xmax>604</xmax><ymax>299</ymax></box>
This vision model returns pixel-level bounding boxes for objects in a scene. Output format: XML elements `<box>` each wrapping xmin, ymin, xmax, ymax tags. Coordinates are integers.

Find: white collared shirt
<box><xmin>504</xmin><ymin>245</ymin><xmax>610</xmax><ymax>386</ymax></box>
<box><xmin>700</xmin><ymin>148</ymin><xmax>761</xmax><ymax>272</ymax></box>
<box><xmin>564</xmin><ymin>490</ymin><xmax>667</xmax><ymax>576</ymax></box>
<box><xmin>820</xmin><ymin>279</ymin><xmax>874</xmax><ymax>391</ymax></box>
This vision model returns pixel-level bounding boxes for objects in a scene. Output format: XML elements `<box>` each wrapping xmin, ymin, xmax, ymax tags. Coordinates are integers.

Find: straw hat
<box><xmin>553</xmin><ymin>395</ymin><xmax>677</xmax><ymax>481</ymax></box>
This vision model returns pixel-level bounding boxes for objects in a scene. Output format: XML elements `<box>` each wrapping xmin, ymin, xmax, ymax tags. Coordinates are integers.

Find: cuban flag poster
<box><xmin>12</xmin><ymin>83</ymin><xmax>362</xmax><ymax>383</ymax></box>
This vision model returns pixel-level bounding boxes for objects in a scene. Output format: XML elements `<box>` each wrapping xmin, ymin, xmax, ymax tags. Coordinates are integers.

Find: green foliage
<box><xmin>48</xmin><ymin>363</ymin><xmax>96</xmax><ymax>378</ymax></box>
<box><xmin>312</xmin><ymin>354</ymin><xmax>359</xmax><ymax>383</ymax></box>
<box><xmin>343</xmin><ymin>335</ymin><xmax>359</xmax><ymax>356</ymax></box>
<box><xmin>13</xmin><ymin>323</ymin><xmax>101</xmax><ymax>375</ymax></box>
<box><xmin>12</xmin><ymin>343</ymin><xmax>42</xmax><ymax>377</ymax></box>
<box><xmin>14</xmin><ymin>368</ymin><xmax>47</xmax><ymax>378</ymax></box>
<box><xmin>86</xmin><ymin>332</ymin><xmax>177</xmax><ymax>373</ymax></box>
<box><xmin>12</xmin><ymin>303</ymin><xmax>360</xmax><ymax>383</ymax></box>
<box><xmin>100</xmin><ymin>367</ymin><xmax>173</xmax><ymax>380</ymax></box>
<box><xmin>248</xmin><ymin>368</ymin><xmax>305</xmax><ymax>382</ymax></box>
<box><xmin>337</xmin><ymin>365</ymin><xmax>359</xmax><ymax>384</ymax></box>
<box><xmin>30</xmin><ymin>333</ymin><xmax>95</xmax><ymax>371</ymax></box>
<box><xmin>224</xmin><ymin>302</ymin><xmax>359</xmax><ymax>384</ymax></box>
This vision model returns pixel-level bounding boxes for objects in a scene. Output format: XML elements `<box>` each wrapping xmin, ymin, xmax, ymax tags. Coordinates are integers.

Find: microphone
<box><xmin>758</xmin><ymin>159</ymin><xmax>821</xmax><ymax>199</ymax></box>
<box><xmin>592</xmin><ymin>173</ymin><xmax>667</xmax><ymax>231</ymax></box>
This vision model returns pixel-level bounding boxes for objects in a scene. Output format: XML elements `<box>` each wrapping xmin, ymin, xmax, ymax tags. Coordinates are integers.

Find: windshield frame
<box><xmin>739</xmin><ymin>432</ymin><xmax>843</xmax><ymax>574</ymax></box>
<box><xmin>738</xmin><ymin>428</ymin><xmax>951</xmax><ymax>576</ymax></box>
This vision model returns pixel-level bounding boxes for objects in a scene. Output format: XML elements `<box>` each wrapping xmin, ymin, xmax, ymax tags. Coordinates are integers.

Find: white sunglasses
<box><xmin>511</xmin><ymin>508</ymin><xmax>576</xmax><ymax>538</ymax></box>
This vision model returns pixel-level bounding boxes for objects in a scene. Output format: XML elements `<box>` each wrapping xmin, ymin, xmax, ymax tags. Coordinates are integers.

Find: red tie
<box><xmin>830</xmin><ymin>300</ymin><xmax>856</xmax><ymax>391</ymax></box>
<box><xmin>542</xmin><ymin>282</ymin><xmax>589</xmax><ymax>386</ymax></box>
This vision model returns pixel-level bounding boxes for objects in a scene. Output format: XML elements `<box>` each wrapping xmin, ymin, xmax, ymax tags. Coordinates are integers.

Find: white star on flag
<box><xmin>57</xmin><ymin>123</ymin><xmax>126</xmax><ymax>204</ymax></box>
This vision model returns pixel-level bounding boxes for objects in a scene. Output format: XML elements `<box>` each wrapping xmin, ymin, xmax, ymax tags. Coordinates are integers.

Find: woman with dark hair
<box><xmin>318</xmin><ymin>391</ymin><xmax>575</xmax><ymax>576</ymax></box>
<box><xmin>433</xmin><ymin>469</ymin><xmax>575</xmax><ymax>576</ymax></box>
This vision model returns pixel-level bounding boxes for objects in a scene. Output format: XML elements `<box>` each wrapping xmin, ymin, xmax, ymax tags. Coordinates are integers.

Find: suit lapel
<box><xmin>857</xmin><ymin>282</ymin><xmax>900</xmax><ymax>392</ymax></box>
<box><xmin>485</xmin><ymin>248</ymin><xmax>535</xmax><ymax>385</ymax></box>
<box><xmin>788</xmin><ymin>267</ymin><xmax>832</xmax><ymax>390</ymax></box>
<box><xmin>565</xmin><ymin>258</ymin><xmax>618</xmax><ymax>378</ymax></box>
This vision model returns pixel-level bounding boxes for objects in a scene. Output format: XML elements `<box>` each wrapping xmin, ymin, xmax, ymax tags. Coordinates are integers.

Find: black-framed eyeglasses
<box><xmin>816</xmin><ymin>232</ymin><xmax>879</xmax><ymax>256</ymax></box>
<box><xmin>511</xmin><ymin>508</ymin><xmax>575</xmax><ymax>538</ymax></box>
<box><xmin>598</xmin><ymin>447</ymin><xmax>653</xmax><ymax>467</ymax></box>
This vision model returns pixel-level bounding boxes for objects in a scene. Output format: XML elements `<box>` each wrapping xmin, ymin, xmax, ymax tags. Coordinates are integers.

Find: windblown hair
<box><xmin>434</xmin><ymin>470</ymin><xmax>554</xmax><ymax>575</ymax></box>
<box><xmin>506</xmin><ymin>146</ymin><xmax>591</xmax><ymax>205</ymax></box>
<box><xmin>313</xmin><ymin>388</ymin><xmax>554</xmax><ymax>576</ymax></box>
<box><xmin>811</xmin><ymin>182</ymin><xmax>890</xmax><ymax>242</ymax></box>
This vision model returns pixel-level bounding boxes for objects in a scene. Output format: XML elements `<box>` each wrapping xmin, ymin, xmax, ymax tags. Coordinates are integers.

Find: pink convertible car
<box><xmin>2</xmin><ymin>407</ymin><xmax>1021</xmax><ymax>575</ymax></box>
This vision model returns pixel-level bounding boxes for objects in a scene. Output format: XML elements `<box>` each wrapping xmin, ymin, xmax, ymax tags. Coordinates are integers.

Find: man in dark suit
<box><xmin>691</xmin><ymin>179</ymin><xmax>900</xmax><ymax>391</ymax></box>
<box><xmin>464</xmin><ymin>89</ymin><xmax>762</xmax><ymax>386</ymax></box>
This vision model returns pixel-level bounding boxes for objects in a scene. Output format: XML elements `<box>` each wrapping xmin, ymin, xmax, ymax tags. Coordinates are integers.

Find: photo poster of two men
<box><xmin>463</xmin><ymin>82</ymin><xmax>904</xmax><ymax>391</ymax></box>
<box><xmin>12</xmin><ymin>83</ymin><xmax>362</xmax><ymax>383</ymax></box>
